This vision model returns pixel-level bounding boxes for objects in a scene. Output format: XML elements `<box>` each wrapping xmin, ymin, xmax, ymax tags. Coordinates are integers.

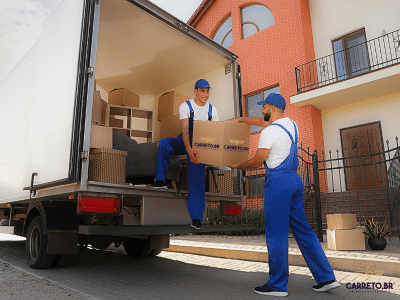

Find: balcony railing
<box><xmin>295</xmin><ymin>28</ymin><xmax>400</xmax><ymax>93</ymax></box>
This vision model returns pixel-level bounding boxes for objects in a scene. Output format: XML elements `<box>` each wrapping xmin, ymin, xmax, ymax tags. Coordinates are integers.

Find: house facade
<box><xmin>189</xmin><ymin>0</ymin><xmax>400</xmax><ymax>193</ymax></box>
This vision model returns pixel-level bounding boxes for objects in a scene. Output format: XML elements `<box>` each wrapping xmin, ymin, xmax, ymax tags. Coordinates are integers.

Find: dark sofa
<box><xmin>112</xmin><ymin>132</ymin><xmax>181</xmax><ymax>185</ymax></box>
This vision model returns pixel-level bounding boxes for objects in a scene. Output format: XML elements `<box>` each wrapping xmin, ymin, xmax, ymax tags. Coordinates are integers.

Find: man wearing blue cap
<box><xmin>151</xmin><ymin>79</ymin><xmax>219</xmax><ymax>230</ymax></box>
<box><xmin>230</xmin><ymin>93</ymin><xmax>340</xmax><ymax>297</ymax></box>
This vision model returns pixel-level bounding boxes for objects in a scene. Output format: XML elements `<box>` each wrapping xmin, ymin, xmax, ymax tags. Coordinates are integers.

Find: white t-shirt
<box><xmin>179</xmin><ymin>99</ymin><xmax>219</xmax><ymax>121</ymax></box>
<box><xmin>258</xmin><ymin>117</ymin><xmax>298</xmax><ymax>169</ymax></box>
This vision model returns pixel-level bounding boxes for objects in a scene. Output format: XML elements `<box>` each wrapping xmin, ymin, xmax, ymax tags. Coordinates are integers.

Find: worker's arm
<box><xmin>227</xmin><ymin>117</ymin><xmax>270</xmax><ymax>128</ymax></box>
<box><xmin>230</xmin><ymin>148</ymin><xmax>269</xmax><ymax>170</ymax></box>
<box><xmin>180</xmin><ymin>118</ymin><xmax>199</xmax><ymax>164</ymax></box>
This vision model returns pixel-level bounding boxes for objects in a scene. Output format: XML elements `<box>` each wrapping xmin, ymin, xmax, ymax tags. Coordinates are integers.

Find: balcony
<box><xmin>291</xmin><ymin>28</ymin><xmax>400</xmax><ymax>110</ymax></box>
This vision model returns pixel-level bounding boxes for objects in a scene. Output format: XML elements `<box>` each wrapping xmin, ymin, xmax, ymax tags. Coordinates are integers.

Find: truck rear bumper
<box><xmin>79</xmin><ymin>225</ymin><xmax>253</xmax><ymax>236</ymax></box>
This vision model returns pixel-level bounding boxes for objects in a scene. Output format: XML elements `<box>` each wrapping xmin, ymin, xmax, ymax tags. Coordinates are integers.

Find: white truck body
<box><xmin>0</xmin><ymin>0</ymin><xmax>244</xmax><ymax>268</ymax></box>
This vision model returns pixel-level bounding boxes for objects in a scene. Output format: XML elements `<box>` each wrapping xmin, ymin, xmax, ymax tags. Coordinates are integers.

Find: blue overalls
<box><xmin>155</xmin><ymin>100</ymin><xmax>212</xmax><ymax>220</ymax></box>
<box><xmin>264</xmin><ymin>120</ymin><xmax>335</xmax><ymax>292</ymax></box>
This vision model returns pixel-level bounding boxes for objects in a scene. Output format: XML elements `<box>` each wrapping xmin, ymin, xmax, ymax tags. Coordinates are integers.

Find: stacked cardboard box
<box><xmin>158</xmin><ymin>91</ymin><xmax>190</xmax><ymax>139</ymax></box>
<box><xmin>326</xmin><ymin>213</ymin><xmax>365</xmax><ymax>250</ymax></box>
<box><xmin>108</xmin><ymin>88</ymin><xmax>140</xmax><ymax>107</ymax></box>
<box><xmin>92</xmin><ymin>91</ymin><xmax>108</xmax><ymax>125</ymax></box>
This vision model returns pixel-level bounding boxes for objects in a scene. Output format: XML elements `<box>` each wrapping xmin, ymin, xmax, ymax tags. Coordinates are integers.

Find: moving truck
<box><xmin>0</xmin><ymin>0</ymin><xmax>244</xmax><ymax>268</ymax></box>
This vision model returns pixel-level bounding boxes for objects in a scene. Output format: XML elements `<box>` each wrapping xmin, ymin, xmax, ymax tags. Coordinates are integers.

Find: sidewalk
<box><xmin>167</xmin><ymin>234</ymin><xmax>400</xmax><ymax>277</ymax></box>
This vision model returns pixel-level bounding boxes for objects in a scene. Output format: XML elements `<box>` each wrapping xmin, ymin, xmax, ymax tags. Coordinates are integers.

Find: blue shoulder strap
<box><xmin>208</xmin><ymin>103</ymin><xmax>212</xmax><ymax>121</ymax></box>
<box><xmin>186</xmin><ymin>100</ymin><xmax>194</xmax><ymax>118</ymax></box>
<box><xmin>270</xmin><ymin>120</ymin><xmax>298</xmax><ymax>143</ymax></box>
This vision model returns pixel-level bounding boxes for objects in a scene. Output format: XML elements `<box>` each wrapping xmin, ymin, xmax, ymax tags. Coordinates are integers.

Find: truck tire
<box><xmin>123</xmin><ymin>238</ymin><xmax>152</xmax><ymax>258</ymax></box>
<box><xmin>148</xmin><ymin>248</ymin><xmax>163</xmax><ymax>257</ymax></box>
<box><xmin>25</xmin><ymin>216</ymin><xmax>55</xmax><ymax>269</ymax></box>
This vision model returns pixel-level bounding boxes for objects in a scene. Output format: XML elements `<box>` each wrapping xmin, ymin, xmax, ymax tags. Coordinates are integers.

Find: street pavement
<box><xmin>0</xmin><ymin>233</ymin><xmax>399</xmax><ymax>299</ymax></box>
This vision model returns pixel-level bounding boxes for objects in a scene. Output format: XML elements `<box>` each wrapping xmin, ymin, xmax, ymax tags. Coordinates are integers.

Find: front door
<box><xmin>340</xmin><ymin>122</ymin><xmax>387</xmax><ymax>190</ymax></box>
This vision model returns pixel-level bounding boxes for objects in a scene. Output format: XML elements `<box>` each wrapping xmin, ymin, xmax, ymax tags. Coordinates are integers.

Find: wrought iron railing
<box><xmin>206</xmin><ymin>139</ymin><xmax>400</xmax><ymax>241</ymax></box>
<box><xmin>295</xmin><ymin>28</ymin><xmax>400</xmax><ymax>93</ymax></box>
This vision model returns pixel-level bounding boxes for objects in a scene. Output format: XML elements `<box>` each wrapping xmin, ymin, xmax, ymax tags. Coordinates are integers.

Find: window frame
<box><xmin>212</xmin><ymin>14</ymin><xmax>233</xmax><ymax>48</ymax></box>
<box><xmin>331</xmin><ymin>28</ymin><xmax>371</xmax><ymax>80</ymax></box>
<box><xmin>245</xmin><ymin>85</ymin><xmax>280</xmax><ymax>133</ymax></box>
<box><xmin>240</xmin><ymin>3</ymin><xmax>274</xmax><ymax>40</ymax></box>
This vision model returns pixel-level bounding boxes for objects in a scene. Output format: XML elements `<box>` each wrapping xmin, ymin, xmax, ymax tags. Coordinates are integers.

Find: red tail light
<box><xmin>224</xmin><ymin>204</ymin><xmax>242</xmax><ymax>216</ymax></box>
<box><xmin>78</xmin><ymin>197</ymin><xmax>121</xmax><ymax>214</ymax></box>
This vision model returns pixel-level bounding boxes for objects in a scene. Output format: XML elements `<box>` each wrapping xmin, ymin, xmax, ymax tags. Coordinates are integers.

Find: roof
<box><xmin>188</xmin><ymin>0</ymin><xmax>217</xmax><ymax>27</ymax></box>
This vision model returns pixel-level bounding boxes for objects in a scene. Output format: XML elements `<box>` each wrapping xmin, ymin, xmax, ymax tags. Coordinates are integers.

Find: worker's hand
<box><xmin>225</xmin><ymin>118</ymin><xmax>241</xmax><ymax>123</ymax></box>
<box><xmin>188</xmin><ymin>148</ymin><xmax>200</xmax><ymax>164</ymax></box>
<box><xmin>229</xmin><ymin>164</ymin><xmax>241</xmax><ymax>169</ymax></box>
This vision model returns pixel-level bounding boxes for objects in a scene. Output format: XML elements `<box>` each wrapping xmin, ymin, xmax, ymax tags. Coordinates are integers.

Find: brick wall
<box><xmin>191</xmin><ymin>0</ymin><xmax>325</xmax><ymax>158</ymax></box>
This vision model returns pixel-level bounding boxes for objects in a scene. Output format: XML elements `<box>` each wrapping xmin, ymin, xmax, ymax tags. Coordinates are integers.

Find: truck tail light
<box><xmin>77</xmin><ymin>197</ymin><xmax>121</xmax><ymax>214</ymax></box>
<box><xmin>224</xmin><ymin>204</ymin><xmax>242</xmax><ymax>216</ymax></box>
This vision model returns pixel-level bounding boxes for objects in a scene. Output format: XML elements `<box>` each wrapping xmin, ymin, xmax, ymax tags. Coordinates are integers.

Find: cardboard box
<box><xmin>108</xmin><ymin>88</ymin><xmax>140</xmax><ymax>107</ymax></box>
<box><xmin>327</xmin><ymin>228</ymin><xmax>366</xmax><ymax>250</ymax></box>
<box><xmin>158</xmin><ymin>91</ymin><xmax>190</xmax><ymax>120</ymax></box>
<box><xmin>90</xmin><ymin>125</ymin><xmax>113</xmax><ymax>149</ymax></box>
<box><xmin>92</xmin><ymin>91</ymin><xmax>107</xmax><ymax>125</ymax></box>
<box><xmin>327</xmin><ymin>213</ymin><xmax>357</xmax><ymax>230</ymax></box>
<box><xmin>160</xmin><ymin>114</ymin><xmax>181</xmax><ymax>139</ymax></box>
<box><xmin>193</xmin><ymin>121</ymin><xmax>250</xmax><ymax>167</ymax></box>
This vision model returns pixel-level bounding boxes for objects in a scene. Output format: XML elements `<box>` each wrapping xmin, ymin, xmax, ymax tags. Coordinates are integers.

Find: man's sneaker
<box><xmin>191</xmin><ymin>219</ymin><xmax>202</xmax><ymax>229</ymax></box>
<box><xmin>312</xmin><ymin>280</ymin><xmax>341</xmax><ymax>292</ymax></box>
<box><xmin>253</xmin><ymin>283</ymin><xmax>288</xmax><ymax>297</ymax></box>
<box><xmin>150</xmin><ymin>180</ymin><xmax>168</xmax><ymax>189</ymax></box>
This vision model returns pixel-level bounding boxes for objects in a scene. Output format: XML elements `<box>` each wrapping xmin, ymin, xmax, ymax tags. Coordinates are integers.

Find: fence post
<box><xmin>312</xmin><ymin>150</ymin><xmax>323</xmax><ymax>242</ymax></box>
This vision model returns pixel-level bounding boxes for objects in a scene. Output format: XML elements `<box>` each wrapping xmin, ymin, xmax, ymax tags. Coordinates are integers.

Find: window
<box><xmin>333</xmin><ymin>28</ymin><xmax>370</xmax><ymax>80</ymax></box>
<box><xmin>212</xmin><ymin>15</ymin><xmax>233</xmax><ymax>48</ymax></box>
<box><xmin>241</xmin><ymin>4</ymin><xmax>274</xmax><ymax>39</ymax></box>
<box><xmin>246</xmin><ymin>85</ymin><xmax>280</xmax><ymax>132</ymax></box>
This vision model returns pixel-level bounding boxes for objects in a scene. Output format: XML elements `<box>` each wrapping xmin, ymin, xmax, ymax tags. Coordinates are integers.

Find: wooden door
<box><xmin>341</xmin><ymin>122</ymin><xmax>387</xmax><ymax>190</ymax></box>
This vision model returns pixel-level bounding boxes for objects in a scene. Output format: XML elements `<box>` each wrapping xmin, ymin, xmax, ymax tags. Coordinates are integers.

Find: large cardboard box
<box><xmin>108</xmin><ymin>88</ymin><xmax>140</xmax><ymax>107</ymax></box>
<box><xmin>92</xmin><ymin>91</ymin><xmax>107</xmax><ymax>125</ymax></box>
<box><xmin>193</xmin><ymin>121</ymin><xmax>250</xmax><ymax>167</ymax></box>
<box><xmin>90</xmin><ymin>125</ymin><xmax>113</xmax><ymax>149</ymax></box>
<box><xmin>158</xmin><ymin>91</ymin><xmax>190</xmax><ymax>120</ymax></box>
<box><xmin>327</xmin><ymin>213</ymin><xmax>357</xmax><ymax>230</ymax></box>
<box><xmin>160</xmin><ymin>114</ymin><xmax>181</xmax><ymax>139</ymax></box>
<box><xmin>327</xmin><ymin>228</ymin><xmax>366</xmax><ymax>250</ymax></box>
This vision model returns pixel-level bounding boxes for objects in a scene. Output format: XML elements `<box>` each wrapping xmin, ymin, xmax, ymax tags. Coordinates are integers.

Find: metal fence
<box><xmin>295</xmin><ymin>28</ymin><xmax>400</xmax><ymax>93</ymax></box>
<box><xmin>206</xmin><ymin>138</ymin><xmax>400</xmax><ymax>241</ymax></box>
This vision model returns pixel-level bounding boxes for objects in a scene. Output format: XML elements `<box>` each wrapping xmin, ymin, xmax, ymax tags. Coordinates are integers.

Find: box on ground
<box><xmin>92</xmin><ymin>91</ymin><xmax>107</xmax><ymax>125</ymax></box>
<box><xmin>90</xmin><ymin>125</ymin><xmax>113</xmax><ymax>149</ymax></box>
<box><xmin>108</xmin><ymin>88</ymin><xmax>140</xmax><ymax>107</ymax></box>
<box><xmin>327</xmin><ymin>228</ymin><xmax>366</xmax><ymax>250</ymax></box>
<box><xmin>88</xmin><ymin>148</ymin><xmax>127</xmax><ymax>184</ymax></box>
<box><xmin>160</xmin><ymin>114</ymin><xmax>181</xmax><ymax>139</ymax></box>
<box><xmin>193</xmin><ymin>121</ymin><xmax>250</xmax><ymax>167</ymax></box>
<box><xmin>327</xmin><ymin>213</ymin><xmax>357</xmax><ymax>230</ymax></box>
<box><xmin>158</xmin><ymin>91</ymin><xmax>190</xmax><ymax>120</ymax></box>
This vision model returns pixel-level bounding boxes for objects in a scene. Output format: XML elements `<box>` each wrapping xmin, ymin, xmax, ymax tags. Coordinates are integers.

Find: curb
<box><xmin>165</xmin><ymin>243</ymin><xmax>400</xmax><ymax>278</ymax></box>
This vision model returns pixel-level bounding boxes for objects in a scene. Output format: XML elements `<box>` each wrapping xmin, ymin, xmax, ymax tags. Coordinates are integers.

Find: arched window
<box><xmin>241</xmin><ymin>4</ymin><xmax>274</xmax><ymax>39</ymax></box>
<box><xmin>212</xmin><ymin>15</ymin><xmax>233</xmax><ymax>48</ymax></box>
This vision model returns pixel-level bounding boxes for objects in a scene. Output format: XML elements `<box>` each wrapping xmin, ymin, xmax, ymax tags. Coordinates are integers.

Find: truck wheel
<box><xmin>90</xmin><ymin>240</ymin><xmax>112</xmax><ymax>250</ymax></box>
<box><xmin>25</xmin><ymin>216</ymin><xmax>55</xmax><ymax>269</ymax></box>
<box><xmin>123</xmin><ymin>238</ymin><xmax>152</xmax><ymax>258</ymax></box>
<box><xmin>148</xmin><ymin>248</ymin><xmax>163</xmax><ymax>257</ymax></box>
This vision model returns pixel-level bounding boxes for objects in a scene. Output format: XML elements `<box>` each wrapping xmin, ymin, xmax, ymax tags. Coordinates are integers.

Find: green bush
<box><xmin>206</xmin><ymin>207</ymin><xmax>265</xmax><ymax>235</ymax></box>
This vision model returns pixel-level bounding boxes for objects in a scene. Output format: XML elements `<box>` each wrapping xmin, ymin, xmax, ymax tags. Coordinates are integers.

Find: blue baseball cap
<box><xmin>257</xmin><ymin>93</ymin><xmax>286</xmax><ymax>110</ymax></box>
<box><xmin>194</xmin><ymin>79</ymin><xmax>211</xmax><ymax>89</ymax></box>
